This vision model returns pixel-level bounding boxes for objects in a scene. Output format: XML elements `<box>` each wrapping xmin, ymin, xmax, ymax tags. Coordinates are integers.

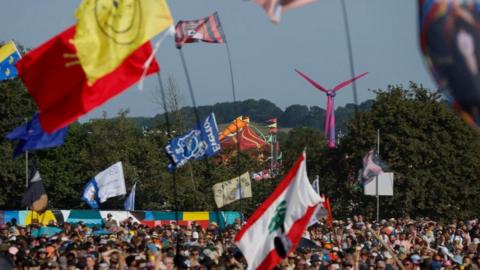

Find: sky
<box><xmin>0</xmin><ymin>0</ymin><xmax>436</xmax><ymax>120</ymax></box>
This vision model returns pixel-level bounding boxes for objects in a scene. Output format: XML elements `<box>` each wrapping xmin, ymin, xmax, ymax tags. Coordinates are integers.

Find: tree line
<box><xmin>1</xmin><ymin>76</ymin><xmax>479</xmax><ymax>221</ymax></box>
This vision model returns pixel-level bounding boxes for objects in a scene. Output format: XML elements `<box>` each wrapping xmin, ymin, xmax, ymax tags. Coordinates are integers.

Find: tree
<box><xmin>327</xmin><ymin>83</ymin><xmax>480</xmax><ymax>220</ymax></box>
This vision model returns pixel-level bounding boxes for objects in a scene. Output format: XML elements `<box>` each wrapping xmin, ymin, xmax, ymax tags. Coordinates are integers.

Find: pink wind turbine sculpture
<box><xmin>295</xmin><ymin>69</ymin><xmax>368</xmax><ymax>148</ymax></box>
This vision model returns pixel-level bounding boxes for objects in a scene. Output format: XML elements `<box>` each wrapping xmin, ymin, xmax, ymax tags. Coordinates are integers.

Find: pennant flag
<box><xmin>16</xmin><ymin>26</ymin><xmax>160</xmax><ymax>133</ymax></box>
<box><xmin>235</xmin><ymin>152</ymin><xmax>321</xmax><ymax>269</ymax></box>
<box><xmin>213</xmin><ymin>172</ymin><xmax>252</xmax><ymax>208</ymax></box>
<box><xmin>82</xmin><ymin>179</ymin><xmax>99</xmax><ymax>209</ymax></box>
<box><xmin>175</xmin><ymin>12</ymin><xmax>226</xmax><ymax>48</ymax></box>
<box><xmin>0</xmin><ymin>41</ymin><xmax>21</xmax><ymax>81</ymax></box>
<box><xmin>267</xmin><ymin>118</ymin><xmax>278</xmax><ymax>133</ymax></box>
<box><xmin>254</xmin><ymin>0</ymin><xmax>318</xmax><ymax>23</ymax></box>
<box><xmin>73</xmin><ymin>0</ymin><xmax>173</xmax><ymax>84</ymax></box>
<box><xmin>295</xmin><ymin>69</ymin><xmax>368</xmax><ymax>148</ymax></box>
<box><xmin>22</xmin><ymin>167</ymin><xmax>48</xmax><ymax>213</ymax></box>
<box><xmin>359</xmin><ymin>149</ymin><xmax>387</xmax><ymax>184</ymax></box>
<box><xmin>124</xmin><ymin>182</ymin><xmax>137</xmax><ymax>211</ymax></box>
<box><xmin>5</xmin><ymin>113</ymin><xmax>67</xmax><ymax>158</ymax></box>
<box><xmin>165</xmin><ymin>112</ymin><xmax>221</xmax><ymax>171</ymax></box>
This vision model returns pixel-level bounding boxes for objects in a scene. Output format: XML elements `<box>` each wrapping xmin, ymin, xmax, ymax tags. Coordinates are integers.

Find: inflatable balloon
<box><xmin>420</xmin><ymin>0</ymin><xmax>480</xmax><ymax>126</ymax></box>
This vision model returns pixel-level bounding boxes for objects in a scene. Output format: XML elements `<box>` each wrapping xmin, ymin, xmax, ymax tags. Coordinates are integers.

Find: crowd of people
<box><xmin>0</xmin><ymin>214</ymin><xmax>479</xmax><ymax>270</ymax></box>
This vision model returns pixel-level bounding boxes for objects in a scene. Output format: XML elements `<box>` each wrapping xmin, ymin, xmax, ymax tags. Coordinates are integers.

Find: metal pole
<box><xmin>376</xmin><ymin>129</ymin><xmax>380</xmax><ymax>222</ymax></box>
<box><xmin>225</xmin><ymin>42</ymin><xmax>244</xmax><ymax>219</ymax></box>
<box><xmin>25</xmin><ymin>151</ymin><xmax>29</xmax><ymax>188</ymax></box>
<box><xmin>156</xmin><ymin>73</ymin><xmax>179</xmax><ymax>223</ymax></box>
<box><xmin>340</xmin><ymin>0</ymin><xmax>359</xmax><ymax>108</ymax></box>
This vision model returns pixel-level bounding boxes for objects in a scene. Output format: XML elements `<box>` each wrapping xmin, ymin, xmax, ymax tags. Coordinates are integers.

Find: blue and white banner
<box><xmin>124</xmin><ymin>182</ymin><xmax>137</xmax><ymax>211</ymax></box>
<box><xmin>165</xmin><ymin>112</ymin><xmax>221</xmax><ymax>171</ymax></box>
<box><xmin>95</xmin><ymin>162</ymin><xmax>126</xmax><ymax>203</ymax></box>
<box><xmin>82</xmin><ymin>179</ymin><xmax>99</xmax><ymax>209</ymax></box>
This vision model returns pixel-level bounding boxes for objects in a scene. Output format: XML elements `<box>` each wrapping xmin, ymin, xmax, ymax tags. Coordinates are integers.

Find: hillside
<box><xmin>129</xmin><ymin>99</ymin><xmax>374</xmax><ymax>132</ymax></box>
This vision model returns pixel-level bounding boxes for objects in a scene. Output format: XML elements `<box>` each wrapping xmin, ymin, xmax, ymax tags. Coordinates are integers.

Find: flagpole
<box><xmin>340</xmin><ymin>0</ymin><xmax>359</xmax><ymax>109</ymax></box>
<box><xmin>225</xmin><ymin>42</ymin><xmax>244</xmax><ymax>219</ymax></box>
<box><xmin>376</xmin><ymin>129</ymin><xmax>380</xmax><ymax>222</ymax></box>
<box><xmin>177</xmin><ymin>48</ymin><xmax>201</xmax><ymax>127</ymax></box>
<box><xmin>156</xmin><ymin>73</ymin><xmax>179</xmax><ymax>223</ymax></box>
<box><xmin>25</xmin><ymin>150</ymin><xmax>29</xmax><ymax>211</ymax></box>
<box><xmin>25</xmin><ymin>151</ymin><xmax>28</xmax><ymax>189</ymax></box>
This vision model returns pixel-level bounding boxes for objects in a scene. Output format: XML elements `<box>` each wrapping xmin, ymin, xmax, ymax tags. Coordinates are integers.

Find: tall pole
<box><xmin>340</xmin><ymin>0</ymin><xmax>359</xmax><ymax>108</ymax></box>
<box><xmin>25</xmin><ymin>151</ymin><xmax>29</xmax><ymax>189</ymax></box>
<box><xmin>225</xmin><ymin>42</ymin><xmax>244</xmax><ymax>219</ymax></box>
<box><xmin>376</xmin><ymin>129</ymin><xmax>380</xmax><ymax>222</ymax></box>
<box><xmin>156</xmin><ymin>73</ymin><xmax>179</xmax><ymax>223</ymax></box>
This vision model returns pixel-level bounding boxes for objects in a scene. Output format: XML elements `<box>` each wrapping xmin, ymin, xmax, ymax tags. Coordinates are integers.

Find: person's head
<box><xmin>85</xmin><ymin>255</ymin><xmax>96</xmax><ymax>268</ymax></box>
<box><xmin>163</xmin><ymin>256</ymin><xmax>174</xmax><ymax>270</ymax></box>
<box><xmin>376</xmin><ymin>260</ymin><xmax>386</xmax><ymax>270</ymax></box>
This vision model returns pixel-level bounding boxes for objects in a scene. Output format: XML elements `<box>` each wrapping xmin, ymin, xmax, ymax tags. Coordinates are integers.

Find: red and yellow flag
<box><xmin>73</xmin><ymin>0</ymin><xmax>172</xmax><ymax>84</ymax></box>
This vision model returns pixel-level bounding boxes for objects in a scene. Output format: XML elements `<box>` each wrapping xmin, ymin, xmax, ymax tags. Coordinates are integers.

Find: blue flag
<box><xmin>0</xmin><ymin>41</ymin><xmax>21</xmax><ymax>81</ymax></box>
<box><xmin>165</xmin><ymin>112</ymin><xmax>221</xmax><ymax>171</ymax></box>
<box><xmin>5</xmin><ymin>113</ymin><xmax>68</xmax><ymax>158</ymax></box>
<box><xmin>124</xmin><ymin>182</ymin><xmax>137</xmax><ymax>211</ymax></box>
<box><xmin>82</xmin><ymin>179</ymin><xmax>99</xmax><ymax>209</ymax></box>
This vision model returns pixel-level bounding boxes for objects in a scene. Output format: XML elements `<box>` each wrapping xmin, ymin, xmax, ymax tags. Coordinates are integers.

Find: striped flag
<box><xmin>235</xmin><ymin>152</ymin><xmax>321</xmax><ymax>269</ymax></box>
<box><xmin>175</xmin><ymin>12</ymin><xmax>226</xmax><ymax>48</ymax></box>
<box><xmin>124</xmin><ymin>183</ymin><xmax>137</xmax><ymax>211</ymax></box>
<box><xmin>360</xmin><ymin>149</ymin><xmax>387</xmax><ymax>184</ymax></box>
<box><xmin>254</xmin><ymin>0</ymin><xmax>318</xmax><ymax>23</ymax></box>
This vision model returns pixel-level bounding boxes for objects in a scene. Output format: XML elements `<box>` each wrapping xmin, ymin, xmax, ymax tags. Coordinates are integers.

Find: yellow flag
<box><xmin>213</xmin><ymin>172</ymin><xmax>252</xmax><ymax>208</ymax></box>
<box><xmin>73</xmin><ymin>0</ymin><xmax>173</xmax><ymax>84</ymax></box>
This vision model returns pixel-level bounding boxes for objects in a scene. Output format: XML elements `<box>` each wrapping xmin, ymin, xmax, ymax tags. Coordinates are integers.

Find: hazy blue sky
<box><xmin>0</xmin><ymin>0</ymin><xmax>435</xmax><ymax>120</ymax></box>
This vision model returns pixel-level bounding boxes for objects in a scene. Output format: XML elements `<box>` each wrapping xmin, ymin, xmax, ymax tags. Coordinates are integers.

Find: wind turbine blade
<box><xmin>333</xmin><ymin>72</ymin><xmax>368</xmax><ymax>91</ymax></box>
<box><xmin>295</xmin><ymin>69</ymin><xmax>328</xmax><ymax>93</ymax></box>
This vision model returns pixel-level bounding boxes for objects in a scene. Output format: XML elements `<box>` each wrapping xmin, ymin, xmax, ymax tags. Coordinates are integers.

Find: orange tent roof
<box><xmin>220</xmin><ymin>124</ymin><xmax>268</xmax><ymax>151</ymax></box>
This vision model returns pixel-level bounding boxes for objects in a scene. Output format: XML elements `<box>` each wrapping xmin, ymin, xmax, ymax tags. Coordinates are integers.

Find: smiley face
<box><xmin>94</xmin><ymin>0</ymin><xmax>142</xmax><ymax>45</ymax></box>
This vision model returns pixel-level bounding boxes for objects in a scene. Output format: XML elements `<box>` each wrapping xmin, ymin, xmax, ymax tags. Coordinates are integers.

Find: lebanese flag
<box><xmin>16</xmin><ymin>26</ymin><xmax>159</xmax><ymax>133</ymax></box>
<box><xmin>235</xmin><ymin>152</ymin><xmax>321</xmax><ymax>270</ymax></box>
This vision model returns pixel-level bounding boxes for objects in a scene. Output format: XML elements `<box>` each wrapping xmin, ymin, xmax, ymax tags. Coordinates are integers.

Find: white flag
<box><xmin>95</xmin><ymin>162</ymin><xmax>126</xmax><ymax>203</ymax></box>
<box><xmin>213</xmin><ymin>172</ymin><xmax>252</xmax><ymax>208</ymax></box>
<box><xmin>235</xmin><ymin>152</ymin><xmax>321</xmax><ymax>270</ymax></box>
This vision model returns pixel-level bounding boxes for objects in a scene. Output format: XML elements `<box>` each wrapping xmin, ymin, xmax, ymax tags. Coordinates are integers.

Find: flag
<box><xmin>324</xmin><ymin>197</ymin><xmax>333</xmax><ymax>226</ymax></box>
<box><xmin>213</xmin><ymin>172</ymin><xmax>252</xmax><ymax>208</ymax></box>
<box><xmin>175</xmin><ymin>12</ymin><xmax>226</xmax><ymax>48</ymax></box>
<box><xmin>165</xmin><ymin>112</ymin><xmax>221</xmax><ymax>171</ymax></box>
<box><xmin>22</xmin><ymin>167</ymin><xmax>48</xmax><ymax>213</ymax></box>
<box><xmin>5</xmin><ymin>113</ymin><xmax>67</xmax><ymax>158</ymax></box>
<box><xmin>311</xmin><ymin>176</ymin><xmax>319</xmax><ymax>194</ymax></box>
<box><xmin>82</xmin><ymin>179</ymin><xmax>99</xmax><ymax>209</ymax></box>
<box><xmin>73</xmin><ymin>0</ymin><xmax>172</xmax><ymax>84</ymax></box>
<box><xmin>254</xmin><ymin>0</ymin><xmax>318</xmax><ymax>23</ymax></box>
<box><xmin>219</xmin><ymin>116</ymin><xmax>249</xmax><ymax>141</ymax></box>
<box><xmin>124</xmin><ymin>182</ymin><xmax>137</xmax><ymax>211</ymax></box>
<box><xmin>94</xmin><ymin>162</ymin><xmax>126</xmax><ymax>203</ymax></box>
<box><xmin>360</xmin><ymin>149</ymin><xmax>387</xmax><ymax>184</ymax></box>
<box><xmin>235</xmin><ymin>152</ymin><xmax>321</xmax><ymax>269</ymax></box>
<box><xmin>0</xmin><ymin>41</ymin><xmax>21</xmax><ymax>81</ymax></box>
<box><xmin>267</xmin><ymin>118</ymin><xmax>278</xmax><ymax>133</ymax></box>
<box><xmin>16</xmin><ymin>26</ymin><xmax>160</xmax><ymax>133</ymax></box>
<box><xmin>252</xmin><ymin>169</ymin><xmax>273</xmax><ymax>181</ymax></box>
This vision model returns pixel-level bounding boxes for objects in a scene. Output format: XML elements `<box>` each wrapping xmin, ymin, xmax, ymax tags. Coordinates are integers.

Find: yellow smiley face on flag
<box><xmin>94</xmin><ymin>0</ymin><xmax>142</xmax><ymax>45</ymax></box>
<box><xmin>74</xmin><ymin>0</ymin><xmax>173</xmax><ymax>84</ymax></box>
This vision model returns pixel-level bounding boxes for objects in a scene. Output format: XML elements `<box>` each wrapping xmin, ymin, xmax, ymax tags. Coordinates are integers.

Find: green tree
<box><xmin>329</xmin><ymin>83</ymin><xmax>480</xmax><ymax>220</ymax></box>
